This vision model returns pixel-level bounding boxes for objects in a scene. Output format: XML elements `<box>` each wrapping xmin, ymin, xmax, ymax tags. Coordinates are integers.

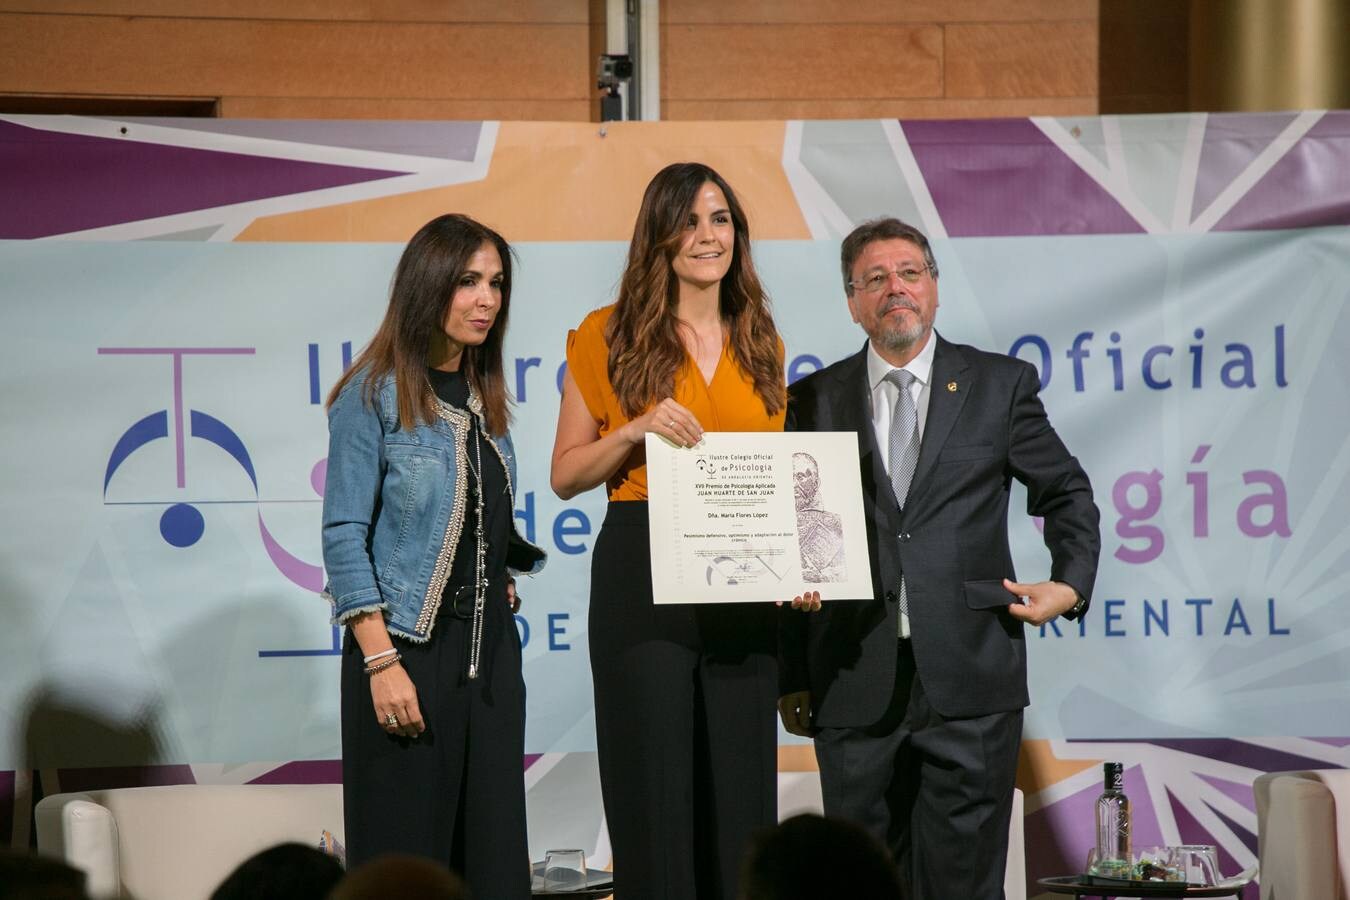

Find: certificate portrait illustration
<box><xmin>792</xmin><ymin>452</ymin><xmax>846</xmax><ymax>582</ymax></box>
<box><xmin>645</xmin><ymin>432</ymin><xmax>871</xmax><ymax>604</ymax></box>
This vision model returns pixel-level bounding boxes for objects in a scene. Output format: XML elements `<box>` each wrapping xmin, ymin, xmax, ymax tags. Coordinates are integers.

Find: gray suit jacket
<box><xmin>780</xmin><ymin>335</ymin><xmax>1101</xmax><ymax>725</ymax></box>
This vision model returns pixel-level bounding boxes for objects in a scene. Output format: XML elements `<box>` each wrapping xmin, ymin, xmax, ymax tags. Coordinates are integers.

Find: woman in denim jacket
<box><xmin>322</xmin><ymin>214</ymin><xmax>545</xmax><ymax>897</ymax></box>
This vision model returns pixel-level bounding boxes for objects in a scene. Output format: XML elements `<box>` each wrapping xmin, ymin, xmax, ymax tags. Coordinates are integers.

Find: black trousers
<box><xmin>814</xmin><ymin>639</ymin><xmax>1022</xmax><ymax>900</ymax></box>
<box><xmin>340</xmin><ymin>577</ymin><xmax>529</xmax><ymax>899</ymax></box>
<box><xmin>590</xmin><ymin>502</ymin><xmax>779</xmax><ymax>900</ymax></box>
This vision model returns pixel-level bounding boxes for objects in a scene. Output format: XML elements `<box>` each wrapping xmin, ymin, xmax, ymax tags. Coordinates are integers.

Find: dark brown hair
<box><xmin>606</xmin><ymin>162</ymin><xmax>785</xmax><ymax>418</ymax></box>
<box><xmin>326</xmin><ymin>213</ymin><xmax>514</xmax><ymax>436</ymax></box>
<box><xmin>840</xmin><ymin>217</ymin><xmax>939</xmax><ymax>296</ymax></box>
<box><xmin>740</xmin><ymin>814</ymin><xmax>902</xmax><ymax>900</ymax></box>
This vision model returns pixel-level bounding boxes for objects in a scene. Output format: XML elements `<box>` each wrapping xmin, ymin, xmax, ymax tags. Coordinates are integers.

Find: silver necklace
<box><xmin>465</xmin><ymin>414</ymin><xmax>488</xmax><ymax>680</ymax></box>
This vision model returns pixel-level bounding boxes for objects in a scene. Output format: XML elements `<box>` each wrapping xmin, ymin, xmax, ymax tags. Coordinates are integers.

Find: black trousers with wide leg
<box><xmin>589</xmin><ymin>501</ymin><xmax>779</xmax><ymax>900</ymax></box>
<box><xmin>340</xmin><ymin>575</ymin><xmax>529</xmax><ymax>899</ymax></box>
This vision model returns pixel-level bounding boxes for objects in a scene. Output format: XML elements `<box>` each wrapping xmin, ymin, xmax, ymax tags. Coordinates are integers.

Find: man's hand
<box><xmin>1002</xmin><ymin>578</ymin><xmax>1078</xmax><ymax>627</ymax></box>
<box><xmin>777</xmin><ymin>691</ymin><xmax>818</xmax><ymax>737</ymax></box>
<box><xmin>774</xmin><ymin>590</ymin><xmax>822</xmax><ymax>612</ymax></box>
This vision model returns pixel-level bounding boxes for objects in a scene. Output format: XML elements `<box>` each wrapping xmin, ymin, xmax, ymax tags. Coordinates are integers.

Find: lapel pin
<box><xmin>947</xmin><ymin>381</ymin><xmax>958</xmax><ymax>392</ymax></box>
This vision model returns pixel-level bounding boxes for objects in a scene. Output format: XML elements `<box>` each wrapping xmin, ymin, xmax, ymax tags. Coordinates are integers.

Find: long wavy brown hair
<box><xmin>606</xmin><ymin>162</ymin><xmax>785</xmax><ymax>418</ymax></box>
<box><xmin>326</xmin><ymin>213</ymin><xmax>514</xmax><ymax>436</ymax></box>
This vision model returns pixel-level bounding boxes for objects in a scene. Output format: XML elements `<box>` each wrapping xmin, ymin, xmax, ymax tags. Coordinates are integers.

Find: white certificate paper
<box><xmin>646</xmin><ymin>431</ymin><xmax>873</xmax><ymax>604</ymax></box>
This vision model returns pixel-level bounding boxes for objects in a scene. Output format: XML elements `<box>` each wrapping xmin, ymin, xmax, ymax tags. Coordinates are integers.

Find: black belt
<box><xmin>440</xmin><ymin>577</ymin><xmax>504</xmax><ymax>620</ymax></box>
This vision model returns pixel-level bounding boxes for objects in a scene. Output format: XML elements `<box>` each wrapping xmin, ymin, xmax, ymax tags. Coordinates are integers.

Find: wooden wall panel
<box><xmin>663</xmin><ymin>97</ymin><xmax>1097</xmax><ymax>121</ymax></box>
<box><xmin>663</xmin><ymin>25</ymin><xmax>942</xmax><ymax>101</ymax></box>
<box><xmin>219</xmin><ymin>97</ymin><xmax>591</xmax><ymax>120</ymax></box>
<box><xmin>661</xmin><ymin>0</ymin><xmax>1098</xmax><ymax>121</ymax></box>
<box><xmin>0</xmin><ymin>1</ymin><xmax>587</xmax><ymax>24</ymax></box>
<box><xmin>0</xmin><ymin>13</ymin><xmax>589</xmax><ymax>107</ymax></box>
<box><xmin>0</xmin><ymin>0</ymin><xmax>1103</xmax><ymax>121</ymax></box>
<box><xmin>664</xmin><ymin>0</ymin><xmax>1097</xmax><ymax>24</ymax></box>
<box><xmin>945</xmin><ymin>22</ymin><xmax>1097</xmax><ymax>98</ymax></box>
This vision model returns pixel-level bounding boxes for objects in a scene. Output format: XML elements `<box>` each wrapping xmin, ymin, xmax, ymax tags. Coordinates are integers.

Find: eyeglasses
<box><xmin>848</xmin><ymin>263</ymin><xmax>935</xmax><ymax>294</ymax></box>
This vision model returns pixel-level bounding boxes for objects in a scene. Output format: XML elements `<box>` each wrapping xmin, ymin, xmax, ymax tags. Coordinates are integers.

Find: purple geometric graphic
<box><xmin>0</xmin><ymin>120</ymin><xmax>408</xmax><ymax>239</ymax></box>
<box><xmin>55</xmin><ymin>764</ymin><xmax>197</xmax><ymax>792</ymax></box>
<box><xmin>259</xmin><ymin>514</ymin><xmax>324</xmax><ymax>593</ymax></box>
<box><xmin>902</xmin><ymin>117</ymin><xmax>1144</xmax><ymax>237</ymax></box>
<box><xmin>310</xmin><ymin>459</ymin><xmax>328</xmax><ymax>495</ymax></box>
<box><xmin>247</xmin><ymin>761</ymin><xmax>342</xmax><ymax>785</ymax></box>
<box><xmin>1167</xmin><ymin>788</ymin><xmax>1257</xmax><ymax>881</ymax></box>
<box><xmin>108</xmin><ymin>118</ymin><xmax>484</xmax><ymax>162</ymax></box>
<box><xmin>1166</xmin><ymin>788</ymin><xmax>1228</xmax><ymax>851</ymax></box>
<box><xmin>1204</xmin><ymin>800</ymin><xmax>1259</xmax><ymax>856</ymax></box>
<box><xmin>1214</xmin><ymin>111</ymin><xmax>1350</xmax><ymax>231</ymax></box>
<box><xmin>1119</xmin><ymin>737</ymin><xmax>1337</xmax><ymax>774</ymax></box>
<box><xmin>1191</xmin><ymin>112</ymin><xmax>1300</xmax><ymax>219</ymax></box>
<box><xmin>1196</xmin><ymin>773</ymin><xmax>1257</xmax><ymax>813</ymax></box>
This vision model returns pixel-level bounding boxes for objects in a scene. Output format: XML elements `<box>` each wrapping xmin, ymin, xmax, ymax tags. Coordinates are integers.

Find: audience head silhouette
<box><xmin>329</xmin><ymin>854</ymin><xmax>469</xmax><ymax>900</ymax></box>
<box><xmin>209</xmin><ymin>842</ymin><xmax>343</xmax><ymax>900</ymax></box>
<box><xmin>739</xmin><ymin>814</ymin><xmax>902</xmax><ymax>900</ymax></box>
<box><xmin>0</xmin><ymin>849</ymin><xmax>89</xmax><ymax>900</ymax></box>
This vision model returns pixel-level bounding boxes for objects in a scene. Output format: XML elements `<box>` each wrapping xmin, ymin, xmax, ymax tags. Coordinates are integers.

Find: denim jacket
<box><xmin>321</xmin><ymin>370</ymin><xmax>546</xmax><ymax>643</ymax></box>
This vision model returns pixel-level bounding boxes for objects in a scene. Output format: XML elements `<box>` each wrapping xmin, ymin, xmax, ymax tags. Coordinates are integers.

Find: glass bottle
<box><xmin>1094</xmin><ymin>761</ymin><xmax>1132</xmax><ymax>877</ymax></box>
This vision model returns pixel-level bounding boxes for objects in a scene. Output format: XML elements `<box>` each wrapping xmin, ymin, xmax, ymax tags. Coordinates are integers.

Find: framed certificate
<box><xmin>645</xmin><ymin>431</ymin><xmax>873</xmax><ymax>604</ymax></box>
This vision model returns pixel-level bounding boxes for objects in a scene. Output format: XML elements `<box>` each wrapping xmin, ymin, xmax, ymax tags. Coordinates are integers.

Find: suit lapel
<box><xmin>907</xmin><ymin>335</ymin><xmax>971</xmax><ymax>509</ymax></box>
<box><xmin>835</xmin><ymin>343</ymin><xmax>903</xmax><ymax>531</ymax></box>
<box><xmin>832</xmin><ymin>345</ymin><xmax>876</xmax><ymax>463</ymax></box>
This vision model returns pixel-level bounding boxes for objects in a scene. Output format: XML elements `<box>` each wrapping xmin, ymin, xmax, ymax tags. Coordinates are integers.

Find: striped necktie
<box><xmin>886</xmin><ymin>369</ymin><xmax>919</xmax><ymax>617</ymax></box>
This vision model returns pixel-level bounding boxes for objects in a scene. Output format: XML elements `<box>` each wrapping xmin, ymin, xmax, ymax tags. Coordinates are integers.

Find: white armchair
<box><xmin>1254</xmin><ymin>769</ymin><xmax>1350</xmax><ymax>900</ymax></box>
<box><xmin>35</xmin><ymin>783</ymin><xmax>344</xmax><ymax>900</ymax></box>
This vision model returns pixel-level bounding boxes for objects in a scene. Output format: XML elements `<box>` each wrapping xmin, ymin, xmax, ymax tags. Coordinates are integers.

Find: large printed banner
<box><xmin>3</xmin><ymin>112</ymin><xmax>1349</xmax><ymax>892</ymax></box>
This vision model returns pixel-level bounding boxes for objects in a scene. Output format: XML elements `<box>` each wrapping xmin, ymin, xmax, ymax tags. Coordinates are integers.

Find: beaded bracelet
<box><xmin>363</xmin><ymin>654</ymin><xmax>401</xmax><ymax>676</ymax></box>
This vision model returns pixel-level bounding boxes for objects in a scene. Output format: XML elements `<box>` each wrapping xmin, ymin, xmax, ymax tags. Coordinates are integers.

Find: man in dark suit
<box><xmin>779</xmin><ymin>218</ymin><xmax>1100</xmax><ymax>900</ymax></box>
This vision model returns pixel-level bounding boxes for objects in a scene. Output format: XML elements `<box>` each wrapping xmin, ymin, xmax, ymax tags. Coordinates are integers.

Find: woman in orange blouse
<box><xmin>551</xmin><ymin>162</ymin><xmax>788</xmax><ymax>900</ymax></box>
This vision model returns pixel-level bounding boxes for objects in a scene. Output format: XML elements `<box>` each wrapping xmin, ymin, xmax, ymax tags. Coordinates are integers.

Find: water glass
<box><xmin>1171</xmin><ymin>844</ymin><xmax>1221</xmax><ymax>885</ymax></box>
<box><xmin>1083</xmin><ymin>846</ymin><xmax>1132</xmax><ymax>879</ymax></box>
<box><xmin>1136</xmin><ymin>846</ymin><xmax>1183</xmax><ymax>881</ymax></box>
<box><xmin>542</xmin><ymin>848</ymin><xmax>587</xmax><ymax>890</ymax></box>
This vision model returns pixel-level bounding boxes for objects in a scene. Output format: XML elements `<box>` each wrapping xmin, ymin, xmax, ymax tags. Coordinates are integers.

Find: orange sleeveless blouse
<box><xmin>566</xmin><ymin>305</ymin><xmax>787</xmax><ymax>501</ymax></box>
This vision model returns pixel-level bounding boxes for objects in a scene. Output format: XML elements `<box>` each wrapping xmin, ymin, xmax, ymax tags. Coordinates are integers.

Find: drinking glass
<box><xmin>1171</xmin><ymin>844</ymin><xmax>1221</xmax><ymax>885</ymax></box>
<box><xmin>1083</xmin><ymin>846</ymin><xmax>1133</xmax><ymax>879</ymax></box>
<box><xmin>542</xmin><ymin>848</ymin><xmax>587</xmax><ymax>890</ymax></box>
<box><xmin>1136</xmin><ymin>846</ymin><xmax>1183</xmax><ymax>881</ymax></box>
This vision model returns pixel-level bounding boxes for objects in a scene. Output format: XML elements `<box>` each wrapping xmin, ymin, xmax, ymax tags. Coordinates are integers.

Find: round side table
<box><xmin>530</xmin><ymin>864</ymin><xmax>614</xmax><ymax>898</ymax></box>
<box><xmin>1038</xmin><ymin>874</ymin><xmax>1251</xmax><ymax>899</ymax></box>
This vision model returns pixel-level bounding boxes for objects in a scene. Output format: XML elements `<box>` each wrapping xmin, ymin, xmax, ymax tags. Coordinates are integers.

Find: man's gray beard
<box><xmin>877</xmin><ymin>321</ymin><xmax>928</xmax><ymax>352</ymax></box>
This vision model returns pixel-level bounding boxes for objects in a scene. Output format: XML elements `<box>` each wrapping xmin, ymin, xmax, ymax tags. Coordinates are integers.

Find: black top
<box><xmin>427</xmin><ymin>369</ymin><xmax>511</xmax><ymax>596</ymax></box>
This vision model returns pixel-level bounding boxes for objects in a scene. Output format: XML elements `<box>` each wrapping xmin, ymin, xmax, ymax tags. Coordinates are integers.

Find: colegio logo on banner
<box><xmin>99</xmin><ymin>345</ymin><xmax>341</xmax><ymax>657</ymax></box>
